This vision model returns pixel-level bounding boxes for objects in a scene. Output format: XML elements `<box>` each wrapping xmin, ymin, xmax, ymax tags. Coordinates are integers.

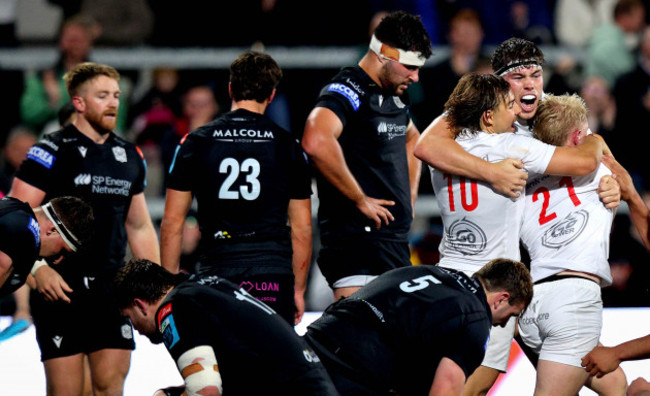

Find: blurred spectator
<box><xmin>586</xmin><ymin>0</ymin><xmax>646</xmax><ymax>87</ymax></box>
<box><xmin>0</xmin><ymin>126</ymin><xmax>37</xmax><ymax>196</ymax></box>
<box><xmin>508</xmin><ymin>0</ymin><xmax>555</xmax><ymax>44</ymax></box>
<box><xmin>19</xmin><ymin>15</ymin><xmax>131</xmax><ymax>135</ymax></box>
<box><xmin>78</xmin><ymin>0</ymin><xmax>153</xmax><ymax>46</ymax></box>
<box><xmin>129</xmin><ymin>67</ymin><xmax>182</xmax><ymax>138</ymax></box>
<box><xmin>416</xmin><ymin>8</ymin><xmax>489</xmax><ymax>126</ymax></box>
<box><xmin>178</xmin><ymin>210</ymin><xmax>201</xmax><ymax>274</ymax></box>
<box><xmin>581</xmin><ymin>75</ymin><xmax>617</xmax><ymax>136</ymax></box>
<box><xmin>554</xmin><ymin>0</ymin><xmax>616</xmax><ymax>48</ymax></box>
<box><xmin>612</xmin><ymin>24</ymin><xmax>650</xmax><ymax>190</ymax></box>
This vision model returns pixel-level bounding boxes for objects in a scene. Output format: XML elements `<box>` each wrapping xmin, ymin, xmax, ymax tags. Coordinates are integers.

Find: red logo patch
<box><xmin>157</xmin><ymin>303</ymin><xmax>172</xmax><ymax>327</ymax></box>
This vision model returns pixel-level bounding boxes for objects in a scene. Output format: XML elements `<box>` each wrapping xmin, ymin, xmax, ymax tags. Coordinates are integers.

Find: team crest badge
<box><xmin>112</xmin><ymin>146</ymin><xmax>127</xmax><ymax>163</ymax></box>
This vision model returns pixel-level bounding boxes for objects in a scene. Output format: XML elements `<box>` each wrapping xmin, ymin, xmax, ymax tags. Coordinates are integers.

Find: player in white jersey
<box><xmin>424</xmin><ymin>70</ymin><xmax>608</xmax><ymax>396</ymax></box>
<box><xmin>518</xmin><ymin>93</ymin><xmax>626</xmax><ymax>396</ymax></box>
<box><xmin>414</xmin><ymin>37</ymin><xmax>621</xmax><ymax>396</ymax></box>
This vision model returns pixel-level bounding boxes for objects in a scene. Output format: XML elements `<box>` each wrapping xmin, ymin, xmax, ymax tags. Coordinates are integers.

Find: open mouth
<box><xmin>520</xmin><ymin>94</ymin><xmax>537</xmax><ymax>113</ymax></box>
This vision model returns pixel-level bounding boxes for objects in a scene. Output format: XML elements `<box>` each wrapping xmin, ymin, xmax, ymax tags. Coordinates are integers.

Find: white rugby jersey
<box><xmin>520</xmin><ymin>164</ymin><xmax>613</xmax><ymax>286</ymax></box>
<box><xmin>431</xmin><ymin>131</ymin><xmax>556</xmax><ymax>275</ymax></box>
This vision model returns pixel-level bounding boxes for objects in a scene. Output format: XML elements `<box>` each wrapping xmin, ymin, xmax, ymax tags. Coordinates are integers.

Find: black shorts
<box><xmin>31</xmin><ymin>275</ymin><xmax>135</xmax><ymax>361</ymax></box>
<box><xmin>197</xmin><ymin>255</ymin><xmax>295</xmax><ymax>325</ymax></box>
<box><xmin>317</xmin><ymin>238</ymin><xmax>411</xmax><ymax>288</ymax></box>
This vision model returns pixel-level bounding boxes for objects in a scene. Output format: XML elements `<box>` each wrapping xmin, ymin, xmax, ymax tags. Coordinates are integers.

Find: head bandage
<box><xmin>495</xmin><ymin>59</ymin><xmax>543</xmax><ymax>76</ymax></box>
<box><xmin>369</xmin><ymin>35</ymin><xmax>426</xmax><ymax>67</ymax></box>
<box><xmin>42</xmin><ymin>202</ymin><xmax>81</xmax><ymax>252</ymax></box>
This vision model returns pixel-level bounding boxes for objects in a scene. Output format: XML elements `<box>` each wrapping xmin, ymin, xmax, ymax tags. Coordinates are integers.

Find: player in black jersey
<box><xmin>301</xmin><ymin>11</ymin><xmax>432</xmax><ymax>301</ymax></box>
<box><xmin>161</xmin><ymin>51</ymin><xmax>312</xmax><ymax>325</ymax></box>
<box><xmin>0</xmin><ymin>196</ymin><xmax>92</xmax><ymax>296</ymax></box>
<box><xmin>114</xmin><ymin>259</ymin><xmax>340</xmax><ymax>396</ymax></box>
<box><xmin>304</xmin><ymin>259</ymin><xmax>533</xmax><ymax>396</ymax></box>
<box><xmin>10</xmin><ymin>62</ymin><xmax>160</xmax><ymax>396</ymax></box>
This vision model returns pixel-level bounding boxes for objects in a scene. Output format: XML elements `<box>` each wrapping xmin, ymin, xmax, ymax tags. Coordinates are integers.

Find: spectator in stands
<box><xmin>416</xmin><ymin>8</ymin><xmax>489</xmax><ymax>127</ymax></box>
<box><xmin>586</xmin><ymin>0</ymin><xmax>646</xmax><ymax>87</ymax></box>
<box><xmin>0</xmin><ymin>127</ymin><xmax>37</xmax><ymax>197</ymax></box>
<box><xmin>612</xmin><ymin>24</ymin><xmax>650</xmax><ymax>191</ymax></box>
<box><xmin>20</xmin><ymin>15</ymin><xmax>131</xmax><ymax>134</ymax></box>
<box><xmin>581</xmin><ymin>76</ymin><xmax>617</xmax><ymax>136</ymax></box>
<box><xmin>554</xmin><ymin>0</ymin><xmax>616</xmax><ymax>48</ymax></box>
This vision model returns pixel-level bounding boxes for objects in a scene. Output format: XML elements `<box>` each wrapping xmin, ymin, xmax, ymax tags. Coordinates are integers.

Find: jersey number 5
<box><xmin>400</xmin><ymin>275</ymin><xmax>441</xmax><ymax>293</ymax></box>
<box><xmin>219</xmin><ymin>158</ymin><xmax>261</xmax><ymax>200</ymax></box>
<box><xmin>532</xmin><ymin>176</ymin><xmax>582</xmax><ymax>225</ymax></box>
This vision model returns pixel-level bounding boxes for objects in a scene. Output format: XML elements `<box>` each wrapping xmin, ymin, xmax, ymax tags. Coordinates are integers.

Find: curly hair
<box><xmin>230</xmin><ymin>51</ymin><xmax>283</xmax><ymax>103</ymax></box>
<box><xmin>491</xmin><ymin>37</ymin><xmax>545</xmax><ymax>75</ymax></box>
<box><xmin>444</xmin><ymin>72</ymin><xmax>511</xmax><ymax>137</ymax></box>
<box><xmin>373</xmin><ymin>11</ymin><xmax>432</xmax><ymax>59</ymax></box>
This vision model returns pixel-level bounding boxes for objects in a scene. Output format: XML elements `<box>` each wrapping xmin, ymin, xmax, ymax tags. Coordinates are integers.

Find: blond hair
<box><xmin>534</xmin><ymin>93</ymin><xmax>588</xmax><ymax>146</ymax></box>
<box><xmin>63</xmin><ymin>62</ymin><xmax>120</xmax><ymax>97</ymax></box>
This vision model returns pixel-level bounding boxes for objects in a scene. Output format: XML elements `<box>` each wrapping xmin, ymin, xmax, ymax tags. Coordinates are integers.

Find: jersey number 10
<box><xmin>444</xmin><ymin>173</ymin><xmax>478</xmax><ymax>212</ymax></box>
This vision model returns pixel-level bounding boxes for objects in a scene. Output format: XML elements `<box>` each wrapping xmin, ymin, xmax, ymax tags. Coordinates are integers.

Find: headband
<box><xmin>42</xmin><ymin>202</ymin><xmax>81</xmax><ymax>252</ymax></box>
<box><xmin>495</xmin><ymin>59</ymin><xmax>543</xmax><ymax>76</ymax></box>
<box><xmin>369</xmin><ymin>35</ymin><xmax>426</xmax><ymax>67</ymax></box>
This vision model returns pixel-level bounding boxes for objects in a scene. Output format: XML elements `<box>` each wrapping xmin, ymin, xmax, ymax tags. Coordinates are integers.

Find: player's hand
<box><xmin>356</xmin><ymin>196</ymin><xmax>395</xmax><ymax>230</ymax></box>
<box><xmin>294</xmin><ymin>289</ymin><xmax>305</xmax><ymax>325</ymax></box>
<box><xmin>603</xmin><ymin>154</ymin><xmax>634</xmax><ymax>202</ymax></box>
<box><xmin>628</xmin><ymin>377</ymin><xmax>650</xmax><ymax>396</ymax></box>
<box><xmin>153</xmin><ymin>386</ymin><xmax>186</xmax><ymax>396</ymax></box>
<box><xmin>488</xmin><ymin>159</ymin><xmax>527</xmax><ymax>198</ymax></box>
<box><xmin>597</xmin><ymin>174</ymin><xmax>620</xmax><ymax>209</ymax></box>
<box><xmin>33</xmin><ymin>265</ymin><xmax>72</xmax><ymax>303</ymax></box>
<box><xmin>42</xmin><ymin>69</ymin><xmax>61</xmax><ymax>108</ymax></box>
<box><xmin>581</xmin><ymin>346</ymin><xmax>620</xmax><ymax>378</ymax></box>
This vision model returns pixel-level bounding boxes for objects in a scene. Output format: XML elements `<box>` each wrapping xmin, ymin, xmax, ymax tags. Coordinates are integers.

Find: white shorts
<box><xmin>518</xmin><ymin>277</ymin><xmax>602</xmax><ymax>367</ymax></box>
<box><xmin>481</xmin><ymin>316</ymin><xmax>516</xmax><ymax>372</ymax></box>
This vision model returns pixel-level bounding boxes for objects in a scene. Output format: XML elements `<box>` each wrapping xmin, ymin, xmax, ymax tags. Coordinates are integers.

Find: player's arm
<box><xmin>125</xmin><ymin>192</ymin><xmax>160</xmax><ymax>263</ymax></box>
<box><xmin>628</xmin><ymin>378</ymin><xmax>650</xmax><ymax>396</ymax></box>
<box><xmin>405</xmin><ymin>120</ymin><xmax>421</xmax><ymax>215</ymax></box>
<box><xmin>0</xmin><ymin>251</ymin><xmax>13</xmax><ymax>289</ymax></box>
<box><xmin>9</xmin><ymin>178</ymin><xmax>73</xmax><ymax>302</ymax></box>
<box><xmin>171</xmin><ymin>345</ymin><xmax>222</xmax><ymax>396</ymax></box>
<box><xmin>302</xmin><ymin>106</ymin><xmax>395</xmax><ymax>229</ymax></box>
<box><xmin>160</xmin><ymin>189</ymin><xmax>193</xmax><ymax>273</ymax></box>
<box><xmin>413</xmin><ymin>114</ymin><xmax>527</xmax><ymax>198</ymax></box>
<box><xmin>544</xmin><ymin>134</ymin><xmax>605</xmax><ymax>176</ymax></box>
<box><xmin>429</xmin><ymin>357</ymin><xmax>466</xmax><ymax>396</ymax></box>
<box><xmin>582</xmin><ymin>334</ymin><xmax>650</xmax><ymax>377</ymax></box>
<box><xmin>603</xmin><ymin>154</ymin><xmax>649</xmax><ymax>249</ymax></box>
<box><xmin>288</xmin><ymin>198</ymin><xmax>311</xmax><ymax>325</ymax></box>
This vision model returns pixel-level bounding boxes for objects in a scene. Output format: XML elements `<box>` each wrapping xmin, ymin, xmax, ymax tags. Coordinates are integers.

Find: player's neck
<box><xmin>72</xmin><ymin>118</ymin><xmax>110</xmax><ymax>144</ymax></box>
<box><xmin>231</xmin><ymin>100</ymin><xmax>267</xmax><ymax>115</ymax></box>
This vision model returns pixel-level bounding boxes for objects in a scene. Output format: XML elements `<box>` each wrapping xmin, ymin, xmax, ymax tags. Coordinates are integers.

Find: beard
<box><xmin>85</xmin><ymin>108</ymin><xmax>117</xmax><ymax>134</ymax></box>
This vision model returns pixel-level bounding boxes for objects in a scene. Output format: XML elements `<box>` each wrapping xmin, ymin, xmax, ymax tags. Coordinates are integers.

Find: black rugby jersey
<box><xmin>15</xmin><ymin>124</ymin><xmax>146</xmax><ymax>275</ymax></box>
<box><xmin>306</xmin><ymin>265</ymin><xmax>492</xmax><ymax>396</ymax></box>
<box><xmin>156</xmin><ymin>275</ymin><xmax>338</xmax><ymax>396</ymax></box>
<box><xmin>0</xmin><ymin>197</ymin><xmax>40</xmax><ymax>296</ymax></box>
<box><xmin>314</xmin><ymin>66</ymin><xmax>413</xmax><ymax>242</ymax></box>
<box><xmin>167</xmin><ymin>109</ymin><xmax>311</xmax><ymax>254</ymax></box>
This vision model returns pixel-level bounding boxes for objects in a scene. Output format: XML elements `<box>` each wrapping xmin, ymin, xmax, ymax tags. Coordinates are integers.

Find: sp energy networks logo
<box><xmin>377</xmin><ymin>122</ymin><xmax>407</xmax><ymax>140</ymax></box>
<box><xmin>542</xmin><ymin>210</ymin><xmax>589</xmax><ymax>249</ymax></box>
<box><xmin>74</xmin><ymin>174</ymin><xmax>132</xmax><ymax>196</ymax></box>
<box><xmin>444</xmin><ymin>218</ymin><xmax>487</xmax><ymax>256</ymax></box>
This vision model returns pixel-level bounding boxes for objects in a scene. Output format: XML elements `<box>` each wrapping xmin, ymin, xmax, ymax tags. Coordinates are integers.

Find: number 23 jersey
<box><xmin>431</xmin><ymin>131</ymin><xmax>555</xmax><ymax>274</ymax></box>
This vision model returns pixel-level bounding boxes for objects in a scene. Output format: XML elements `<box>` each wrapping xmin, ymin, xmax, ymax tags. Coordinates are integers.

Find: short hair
<box><xmin>533</xmin><ymin>93</ymin><xmax>588</xmax><ymax>146</ymax></box>
<box><xmin>444</xmin><ymin>72</ymin><xmax>512</xmax><ymax>136</ymax></box>
<box><xmin>614</xmin><ymin>0</ymin><xmax>643</xmax><ymax>18</ymax></box>
<box><xmin>491</xmin><ymin>37</ymin><xmax>545</xmax><ymax>74</ymax></box>
<box><xmin>63</xmin><ymin>62</ymin><xmax>120</xmax><ymax>97</ymax></box>
<box><xmin>48</xmin><ymin>196</ymin><xmax>94</xmax><ymax>247</ymax></box>
<box><xmin>113</xmin><ymin>259</ymin><xmax>186</xmax><ymax>309</ymax></box>
<box><xmin>373</xmin><ymin>11</ymin><xmax>433</xmax><ymax>59</ymax></box>
<box><xmin>229</xmin><ymin>51</ymin><xmax>282</xmax><ymax>103</ymax></box>
<box><xmin>474</xmin><ymin>258</ymin><xmax>533</xmax><ymax>308</ymax></box>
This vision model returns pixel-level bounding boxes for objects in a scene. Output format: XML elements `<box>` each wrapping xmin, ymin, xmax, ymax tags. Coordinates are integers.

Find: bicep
<box><xmin>302</xmin><ymin>107</ymin><xmax>343</xmax><ymax>156</ymax></box>
<box><xmin>8</xmin><ymin>178</ymin><xmax>46</xmax><ymax>207</ymax></box>
<box><xmin>429</xmin><ymin>357</ymin><xmax>466</xmax><ymax>396</ymax></box>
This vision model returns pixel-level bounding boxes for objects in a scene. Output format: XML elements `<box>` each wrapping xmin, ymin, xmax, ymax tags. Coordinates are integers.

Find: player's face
<box><xmin>491</xmin><ymin>91</ymin><xmax>519</xmax><ymax>134</ymax></box>
<box><xmin>39</xmin><ymin>231</ymin><xmax>73</xmax><ymax>263</ymax></box>
<box><xmin>121</xmin><ymin>304</ymin><xmax>161</xmax><ymax>343</ymax></box>
<box><xmin>492</xmin><ymin>300</ymin><xmax>526</xmax><ymax>328</ymax></box>
<box><xmin>502</xmin><ymin>65</ymin><xmax>543</xmax><ymax>122</ymax></box>
<box><xmin>380</xmin><ymin>58</ymin><xmax>420</xmax><ymax>95</ymax></box>
<box><xmin>78</xmin><ymin>75</ymin><xmax>120</xmax><ymax>134</ymax></box>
